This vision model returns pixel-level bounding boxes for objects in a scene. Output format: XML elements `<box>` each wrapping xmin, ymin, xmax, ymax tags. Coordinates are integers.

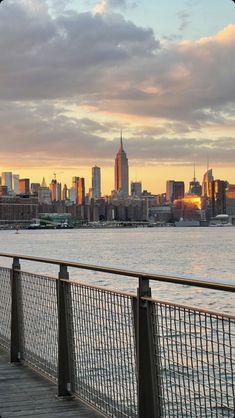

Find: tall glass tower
<box><xmin>92</xmin><ymin>166</ymin><xmax>101</xmax><ymax>199</ymax></box>
<box><xmin>114</xmin><ymin>133</ymin><xmax>129</xmax><ymax>196</ymax></box>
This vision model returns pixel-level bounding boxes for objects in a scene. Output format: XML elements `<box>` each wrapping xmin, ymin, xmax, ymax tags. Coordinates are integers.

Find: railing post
<box><xmin>137</xmin><ymin>276</ymin><xmax>161</xmax><ymax>418</ymax></box>
<box><xmin>57</xmin><ymin>264</ymin><xmax>71</xmax><ymax>397</ymax></box>
<box><xmin>10</xmin><ymin>257</ymin><xmax>21</xmax><ymax>363</ymax></box>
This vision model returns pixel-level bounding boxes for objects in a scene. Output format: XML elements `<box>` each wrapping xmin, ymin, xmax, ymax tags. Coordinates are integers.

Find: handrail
<box><xmin>0</xmin><ymin>252</ymin><xmax>234</xmax><ymax>292</ymax></box>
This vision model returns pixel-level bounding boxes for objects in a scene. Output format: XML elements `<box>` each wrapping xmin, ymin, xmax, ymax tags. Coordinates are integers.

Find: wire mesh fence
<box><xmin>19</xmin><ymin>271</ymin><xmax>58</xmax><ymax>381</ymax></box>
<box><xmin>0</xmin><ymin>267</ymin><xmax>11</xmax><ymax>349</ymax></box>
<box><xmin>65</xmin><ymin>282</ymin><xmax>138</xmax><ymax>417</ymax></box>
<box><xmin>0</xmin><ymin>261</ymin><xmax>235</xmax><ymax>418</ymax></box>
<box><xmin>151</xmin><ymin>300</ymin><xmax>235</xmax><ymax>417</ymax></box>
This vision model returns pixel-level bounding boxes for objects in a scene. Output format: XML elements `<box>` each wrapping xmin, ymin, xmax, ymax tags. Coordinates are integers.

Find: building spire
<box><xmin>120</xmin><ymin>130</ymin><xmax>123</xmax><ymax>150</ymax></box>
<box><xmin>41</xmin><ymin>177</ymin><xmax>47</xmax><ymax>188</ymax></box>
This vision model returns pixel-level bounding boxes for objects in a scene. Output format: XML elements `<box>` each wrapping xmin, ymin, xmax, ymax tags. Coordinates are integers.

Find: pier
<box><xmin>0</xmin><ymin>253</ymin><xmax>234</xmax><ymax>417</ymax></box>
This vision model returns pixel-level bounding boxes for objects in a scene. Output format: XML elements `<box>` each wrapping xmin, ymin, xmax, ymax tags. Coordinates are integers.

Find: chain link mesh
<box><xmin>1</xmin><ymin>264</ymin><xmax>235</xmax><ymax>418</ymax></box>
<box><xmin>151</xmin><ymin>300</ymin><xmax>235</xmax><ymax>417</ymax></box>
<box><xmin>65</xmin><ymin>282</ymin><xmax>137</xmax><ymax>418</ymax></box>
<box><xmin>19</xmin><ymin>271</ymin><xmax>58</xmax><ymax>381</ymax></box>
<box><xmin>0</xmin><ymin>267</ymin><xmax>11</xmax><ymax>349</ymax></box>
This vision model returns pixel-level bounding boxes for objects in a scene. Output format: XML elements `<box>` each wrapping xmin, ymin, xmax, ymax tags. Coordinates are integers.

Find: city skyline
<box><xmin>0</xmin><ymin>0</ymin><xmax>235</xmax><ymax>192</ymax></box>
<box><xmin>0</xmin><ymin>162</ymin><xmax>233</xmax><ymax>198</ymax></box>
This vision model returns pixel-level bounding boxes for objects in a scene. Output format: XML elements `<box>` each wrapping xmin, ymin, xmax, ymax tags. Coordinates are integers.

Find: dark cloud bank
<box><xmin>0</xmin><ymin>0</ymin><xmax>235</xmax><ymax>166</ymax></box>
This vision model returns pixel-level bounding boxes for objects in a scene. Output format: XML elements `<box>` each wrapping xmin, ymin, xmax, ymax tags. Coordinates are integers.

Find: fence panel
<box><xmin>151</xmin><ymin>300</ymin><xmax>235</xmax><ymax>417</ymax></box>
<box><xmin>19</xmin><ymin>272</ymin><xmax>58</xmax><ymax>381</ymax></box>
<box><xmin>65</xmin><ymin>281</ymin><xmax>138</xmax><ymax>418</ymax></box>
<box><xmin>0</xmin><ymin>267</ymin><xmax>11</xmax><ymax>349</ymax></box>
<box><xmin>1</xmin><ymin>258</ymin><xmax>235</xmax><ymax>418</ymax></box>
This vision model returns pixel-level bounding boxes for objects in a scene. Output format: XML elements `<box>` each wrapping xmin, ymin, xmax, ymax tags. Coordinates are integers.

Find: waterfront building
<box><xmin>92</xmin><ymin>166</ymin><xmax>101</xmax><ymax>199</ymax></box>
<box><xmin>0</xmin><ymin>186</ymin><xmax>8</xmax><ymax>196</ymax></box>
<box><xmin>166</xmin><ymin>180</ymin><xmax>174</xmax><ymax>203</ymax></box>
<box><xmin>31</xmin><ymin>183</ymin><xmax>40</xmax><ymax>195</ymax></box>
<box><xmin>173</xmin><ymin>196</ymin><xmax>202</xmax><ymax>221</ymax></box>
<box><xmin>13</xmin><ymin>174</ymin><xmax>19</xmax><ymax>194</ymax></box>
<box><xmin>0</xmin><ymin>195</ymin><xmax>38</xmax><ymax>225</ymax></box>
<box><xmin>72</xmin><ymin>176</ymin><xmax>79</xmax><ymax>198</ymax></box>
<box><xmin>62</xmin><ymin>184</ymin><xmax>68</xmax><ymax>201</ymax></box>
<box><xmin>173</xmin><ymin>181</ymin><xmax>185</xmax><ymax>201</ymax></box>
<box><xmin>88</xmin><ymin>188</ymin><xmax>93</xmax><ymax>201</ymax></box>
<box><xmin>57</xmin><ymin>182</ymin><xmax>62</xmax><ymax>201</ymax></box>
<box><xmin>69</xmin><ymin>187</ymin><xmax>76</xmax><ymax>204</ymax></box>
<box><xmin>189</xmin><ymin>180</ymin><xmax>202</xmax><ymax>196</ymax></box>
<box><xmin>226</xmin><ymin>185</ymin><xmax>235</xmax><ymax>220</ymax></box>
<box><xmin>50</xmin><ymin>179</ymin><xmax>61</xmax><ymax>201</ymax></box>
<box><xmin>166</xmin><ymin>181</ymin><xmax>184</xmax><ymax>202</ymax></box>
<box><xmin>148</xmin><ymin>206</ymin><xmax>172</xmax><ymax>223</ymax></box>
<box><xmin>72</xmin><ymin>176</ymin><xmax>85</xmax><ymax>205</ymax></box>
<box><xmin>131</xmin><ymin>181</ymin><xmax>142</xmax><ymax>197</ymax></box>
<box><xmin>38</xmin><ymin>179</ymin><xmax>52</xmax><ymax>205</ymax></box>
<box><xmin>202</xmin><ymin>169</ymin><xmax>214</xmax><ymax>197</ymax></box>
<box><xmin>155</xmin><ymin>193</ymin><xmax>167</xmax><ymax>206</ymax></box>
<box><xmin>114</xmin><ymin>133</ymin><xmax>129</xmax><ymax>196</ymax></box>
<box><xmin>50</xmin><ymin>179</ymin><xmax>57</xmax><ymax>201</ymax></box>
<box><xmin>210</xmin><ymin>179</ymin><xmax>227</xmax><ymax>217</ymax></box>
<box><xmin>19</xmin><ymin>178</ymin><xmax>30</xmax><ymax>195</ymax></box>
<box><xmin>1</xmin><ymin>172</ymin><xmax>12</xmax><ymax>192</ymax></box>
<box><xmin>77</xmin><ymin>177</ymin><xmax>85</xmax><ymax>205</ymax></box>
<box><xmin>107</xmin><ymin>197</ymin><xmax>147</xmax><ymax>221</ymax></box>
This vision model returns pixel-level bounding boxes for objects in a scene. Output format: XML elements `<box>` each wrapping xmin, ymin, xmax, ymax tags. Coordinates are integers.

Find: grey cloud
<box><xmin>0</xmin><ymin>4</ymin><xmax>159</xmax><ymax>101</ymax></box>
<box><xmin>0</xmin><ymin>102</ymin><xmax>234</xmax><ymax>166</ymax></box>
<box><xmin>1</xmin><ymin>1</ymin><xmax>235</xmax><ymax>126</ymax></box>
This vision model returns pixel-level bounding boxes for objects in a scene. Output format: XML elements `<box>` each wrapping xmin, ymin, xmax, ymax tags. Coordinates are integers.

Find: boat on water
<box><xmin>209</xmin><ymin>214</ymin><xmax>234</xmax><ymax>227</ymax></box>
<box><xmin>175</xmin><ymin>218</ymin><xmax>200</xmax><ymax>227</ymax></box>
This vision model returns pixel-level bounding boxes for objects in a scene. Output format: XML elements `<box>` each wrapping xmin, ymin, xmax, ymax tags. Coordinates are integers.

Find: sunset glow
<box><xmin>0</xmin><ymin>0</ymin><xmax>234</xmax><ymax>193</ymax></box>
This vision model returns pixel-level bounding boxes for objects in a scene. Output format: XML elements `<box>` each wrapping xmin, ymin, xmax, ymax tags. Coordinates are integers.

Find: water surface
<box><xmin>0</xmin><ymin>227</ymin><xmax>234</xmax><ymax>314</ymax></box>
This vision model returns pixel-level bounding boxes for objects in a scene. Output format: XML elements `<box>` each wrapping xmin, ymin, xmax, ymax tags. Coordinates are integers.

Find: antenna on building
<box><xmin>120</xmin><ymin>130</ymin><xmax>123</xmax><ymax>149</ymax></box>
<box><xmin>53</xmin><ymin>172</ymin><xmax>56</xmax><ymax>180</ymax></box>
<box><xmin>193</xmin><ymin>161</ymin><xmax>196</xmax><ymax>183</ymax></box>
<box><xmin>207</xmin><ymin>156</ymin><xmax>209</xmax><ymax>172</ymax></box>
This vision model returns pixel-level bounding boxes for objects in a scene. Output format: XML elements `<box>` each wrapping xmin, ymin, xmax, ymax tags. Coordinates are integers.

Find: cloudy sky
<box><xmin>0</xmin><ymin>0</ymin><xmax>235</xmax><ymax>193</ymax></box>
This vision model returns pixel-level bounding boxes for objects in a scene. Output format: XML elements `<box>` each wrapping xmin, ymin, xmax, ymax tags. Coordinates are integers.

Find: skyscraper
<box><xmin>13</xmin><ymin>175</ymin><xmax>19</xmax><ymax>194</ymax></box>
<box><xmin>131</xmin><ymin>181</ymin><xmax>142</xmax><ymax>197</ymax></box>
<box><xmin>173</xmin><ymin>181</ymin><xmax>185</xmax><ymax>200</ymax></box>
<box><xmin>2</xmin><ymin>172</ymin><xmax>12</xmax><ymax>192</ymax></box>
<box><xmin>77</xmin><ymin>177</ymin><xmax>85</xmax><ymax>205</ymax></box>
<box><xmin>202</xmin><ymin>169</ymin><xmax>214</xmax><ymax>197</ymax></box>
<box><xmin>49</xmin><ymin>179</ymin><xmax>61</xmax><ymax>201</ymax></box>
<box><xmin>114</xmin><ymin>133</ymin><xmax>129</xmax><ymax>196</ymax></box>
<box><xmin>92</xmin><ymin>166</ymin><xmax>101</xmax><ymax>199</ymax></box>
<box><xmin>72</xmin><ymin>176</ymin><xmax>85</xmax><ymax>204</ymax></box>
<box><xmin>166</xmin><ymin>180</ymin><xmax>184</xmax><ymax>202</ymax></box>
<box><xmin>19</xmin><ymin>178</ymin><xmax>30</xmax><ymax>195</ymax></box>
<box><xmin>166</xmin><ymin>180</ymin><xmax>175</xmax><ymax>203</ymax></box>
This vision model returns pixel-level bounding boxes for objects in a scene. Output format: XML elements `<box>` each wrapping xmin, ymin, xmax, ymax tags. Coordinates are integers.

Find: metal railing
<box><xmin>0</xmin><ymin>252</ymin><xmax>234</xmax><ymax>417</ymax></box>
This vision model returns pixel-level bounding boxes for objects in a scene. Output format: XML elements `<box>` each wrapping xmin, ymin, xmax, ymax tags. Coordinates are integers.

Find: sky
<box><xmin>0</xmin><ymin>0</ymin><xmax>235</xmax><ymax>194</ymax></box>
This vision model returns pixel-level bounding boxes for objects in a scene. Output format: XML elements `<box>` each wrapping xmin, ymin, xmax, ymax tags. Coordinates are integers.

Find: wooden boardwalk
<box><xmin>0</xmin><ymin>349</ymin><xmax>101</xmax><ymax>418</ymax></box>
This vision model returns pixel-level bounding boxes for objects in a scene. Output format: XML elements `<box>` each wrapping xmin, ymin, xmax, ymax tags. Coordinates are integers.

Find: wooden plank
<box><xmin>0</xmin><ymin>349</ymin><xmax>102</xmax><ymax>418</ymax></box>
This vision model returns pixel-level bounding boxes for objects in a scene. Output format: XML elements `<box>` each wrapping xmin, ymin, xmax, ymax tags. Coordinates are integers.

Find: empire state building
<box><xmin>114</xmin><ymin>133</ymin><xmax>129</xmax><ymax>196</ymax></box>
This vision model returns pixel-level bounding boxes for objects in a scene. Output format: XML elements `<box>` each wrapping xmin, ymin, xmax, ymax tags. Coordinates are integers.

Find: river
<box><xmin>0</xmin><ymin>227</ymin><xmax>234</xmax><ymax>314</ymax></box>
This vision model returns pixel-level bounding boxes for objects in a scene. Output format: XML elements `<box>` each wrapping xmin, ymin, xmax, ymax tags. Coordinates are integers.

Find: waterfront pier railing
<box><xmin>0</xmin><ymin>253</ymin><xmax>234</xmax><ymax>417</ymax></box>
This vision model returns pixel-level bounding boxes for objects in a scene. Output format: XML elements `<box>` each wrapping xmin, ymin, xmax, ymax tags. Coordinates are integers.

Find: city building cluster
<box><xmin>0</xmin><ymin>135</ymin><xmax>235</xmax><ymax>227</ymax></box>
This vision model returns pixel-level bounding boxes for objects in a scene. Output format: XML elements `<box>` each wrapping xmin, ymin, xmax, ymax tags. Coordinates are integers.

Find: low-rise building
<box><xmin>0</xmin><ymin>196</ymin><xmax>38</xmax><ymax>226</ymax></box>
